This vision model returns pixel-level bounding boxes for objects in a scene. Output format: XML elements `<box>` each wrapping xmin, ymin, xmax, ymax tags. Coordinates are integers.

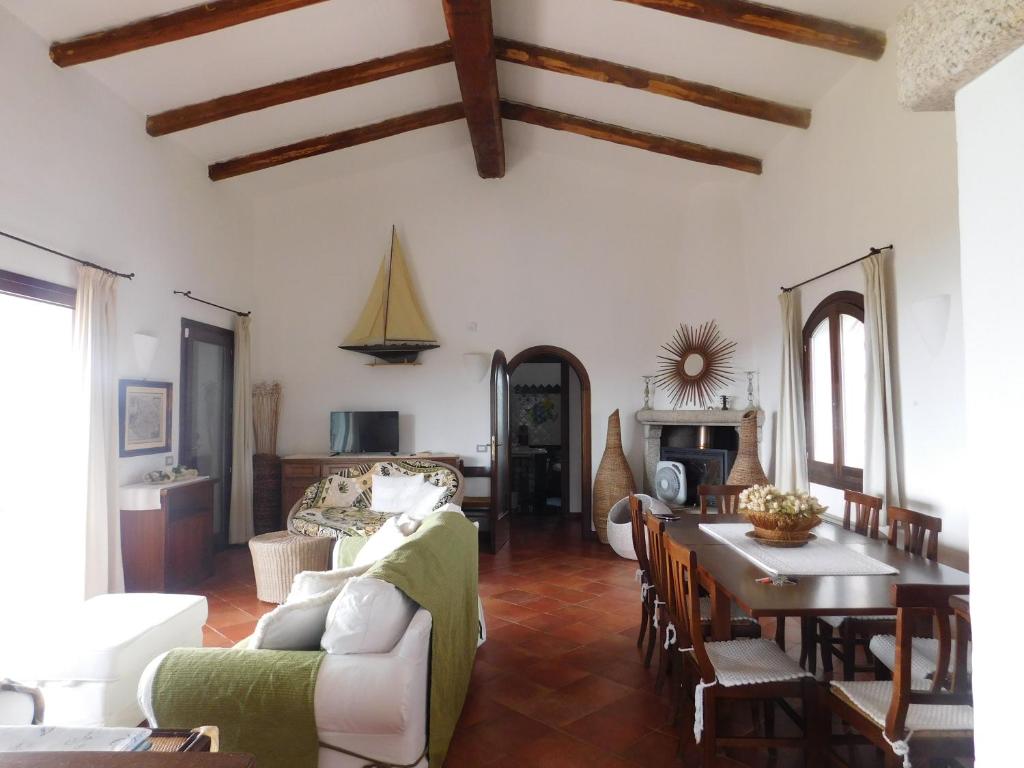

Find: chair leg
<box><xmin>702</xmin><ymin>690</ymin><xmax>717</xmax><ymax>768</ymax></box>
<box><xmin>819</xmin><ymin>621</ymin><xmax>835</xmax><ymax>680</ymax></box>
<box><xmin>802</xmin><ymin>678</ymin><xmax>823</xmax><ymax>768</ymax></box>
<box><xmin>800</xmin><ymin>616</ymin><xmax>817</xmax><ymax>675</ymax></box>
<box><xmin>840</xmin><ymin>624</ymin><xmax>857</xmax><ymax>681</ymax></box>
<box><xmin>655</xmin><ymin>620</ymin><xmax>669</xmax><ymax>694</ymax></box>
<box><xmin>637</xmin><ymin>599</ymin><xmax>648</xmax><ymax>649</ymax></box>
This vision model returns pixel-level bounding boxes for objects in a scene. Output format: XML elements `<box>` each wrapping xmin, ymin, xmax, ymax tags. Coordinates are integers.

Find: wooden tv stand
<box><xmin>280</xmin><ymin>453</ymin><xmax>461</xmax><ymax>528</ymax></box>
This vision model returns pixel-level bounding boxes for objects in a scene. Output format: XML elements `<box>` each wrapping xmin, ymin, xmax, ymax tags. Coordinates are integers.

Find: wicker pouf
<box><xmin>248</xmin><ymin>531</ymin><xmax>332</xmax><ymax>604</ymax></box>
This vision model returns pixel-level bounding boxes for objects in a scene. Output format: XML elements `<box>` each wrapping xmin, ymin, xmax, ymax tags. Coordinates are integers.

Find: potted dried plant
<box><xmin>739</xmin><ymin>485</ymin><xmax>827</xmax><ymax>546</ymax></box>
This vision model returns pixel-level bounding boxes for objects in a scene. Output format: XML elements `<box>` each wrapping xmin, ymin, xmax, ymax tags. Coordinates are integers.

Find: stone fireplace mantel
<box><xmin>636</xmin><ymin>409</ymin><xmax>764</xmax><ymax>494</ymax></box>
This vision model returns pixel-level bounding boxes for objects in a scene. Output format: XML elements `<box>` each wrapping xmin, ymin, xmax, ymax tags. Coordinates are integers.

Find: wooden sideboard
<box><xmin>120</xmin><ymin>478</ymin><xmax>215</xmax><ymax>592</ymax></box>
<box><xmin>280</xmin><ymin>454</ymin><xmax>461</xmax><ymax>529</ymax></box>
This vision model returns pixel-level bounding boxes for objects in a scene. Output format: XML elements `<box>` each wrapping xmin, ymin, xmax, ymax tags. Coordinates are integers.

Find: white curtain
<box><xmin>74</xmin><ymin>266</ymin><xmax>123</xmax><ymax>596</ymax></box>
<box><xmin>229</xmin><ymin>314</ymin><xmax>254</xmax><ymax>544</ymax></box>
<box><xmin>774</xmin><ymin>291</ymin><xmax>809</xmax><ymax>492</ymax></box>
<box><xmin>863</xmin><ymin>251</ymin><xmax>903</xmax><ymax>507</ymax></box>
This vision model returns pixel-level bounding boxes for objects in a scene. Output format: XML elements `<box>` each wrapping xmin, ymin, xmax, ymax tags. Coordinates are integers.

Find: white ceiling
<box><xmin>1</xmin><ymin>0</ymin><xmax>912</xmax><ymax>192</ymax></box>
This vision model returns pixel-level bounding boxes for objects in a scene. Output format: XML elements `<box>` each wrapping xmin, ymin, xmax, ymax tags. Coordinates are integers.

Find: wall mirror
<box><xmin>655</xmin><ymin>321</ymin><xmax>736</xmax><ymax>408</ymax></box>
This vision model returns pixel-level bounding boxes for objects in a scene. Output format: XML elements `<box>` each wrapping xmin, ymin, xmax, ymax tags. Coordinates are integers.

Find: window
<box><xmin>802</xmin><ymin>291</ymin><xmax>865</xmax><ymax>491</ymax></box>
<box><xmin>0</xmin><ymin>269</ymin><xmax>82</xmax><ymax>620</ymax></box>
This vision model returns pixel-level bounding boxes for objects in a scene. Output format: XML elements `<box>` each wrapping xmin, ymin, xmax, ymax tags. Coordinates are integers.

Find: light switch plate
<box><xmin>165</xmin><ymin>455</ymin><xmax>174</xmax><ymax>466</ymax></box>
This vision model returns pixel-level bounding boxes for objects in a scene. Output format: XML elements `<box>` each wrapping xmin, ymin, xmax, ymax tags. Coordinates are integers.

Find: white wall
<box><xmin>249</xmin><ymin>139</ymin><xmax>751</xmax><ymax>485</ymax></box>
<box><xmin>734</xmin><ymin>48</ymin><xmax>968</xmax><ymax>566</ymax></box>
<box><xmin>956</xmin><ymin>42</ymin><xmax>1024</xmax><ymax>767</ymax></box>
<box><xmin>0</xmin><ymin>7</ymin><xmax>253</xmax><ymax>484</ymax></box>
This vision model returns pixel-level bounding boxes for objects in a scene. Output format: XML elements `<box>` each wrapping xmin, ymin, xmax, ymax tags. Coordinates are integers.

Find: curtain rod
<box><xmin>0</xmin><ymin>229</ymin><xmax>135</xmax><ymax>279</ymax></box>
<box><xmin>174</xmin><ymin>289</ymin><xmax>250</xmax><ymax>317</ymax></box>
<box><xmin>780</xmin><ymin>244</ymin><xmax>893</xmax><ymax>293</ymax></box>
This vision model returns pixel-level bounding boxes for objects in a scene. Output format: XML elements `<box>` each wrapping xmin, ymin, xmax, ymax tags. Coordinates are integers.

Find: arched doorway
<box><xmin>507</xmin><ymin>346</ymin><xmax>592</xmax><ymax>540</ymax></box>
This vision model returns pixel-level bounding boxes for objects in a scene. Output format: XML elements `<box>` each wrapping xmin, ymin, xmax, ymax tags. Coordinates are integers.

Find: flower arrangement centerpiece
<box><xmin>739</xmin><ymin>485</ymin><xmax>827</xmax><ymax>544</ymax></box>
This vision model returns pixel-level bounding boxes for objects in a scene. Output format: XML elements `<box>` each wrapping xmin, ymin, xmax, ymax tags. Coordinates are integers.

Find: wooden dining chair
<box><xmin>823</xmin><ymin>583</ymin><xmax>973</xmax><ymax>767</ymax></box>
<box><xmin>664</xmin><ymin>536</ymin><xmax>820</xmax><ymax>764</ymax></box>
<box><xmin>812</xmin><ymin>491</ymin><xmax>890</xmax><ymax>679</ymax></box>
<box><xmin>697</xmin><ymin>484</ymin><xmax>750</xmax><ymax>517</ymax></box>
<box><xmin>842</xmin><ymin>489</ymin><xmax>883</xmax><ymax>538</ymax></box>
<box><xmin>630</xmin><ymin>495</ymin><xmax>657</xmax><ymax>668</ymax></box>
<box><xmin>644</xmin><ymin>513</ymin><xmax>677</xmax><ymax>694</ymax></box>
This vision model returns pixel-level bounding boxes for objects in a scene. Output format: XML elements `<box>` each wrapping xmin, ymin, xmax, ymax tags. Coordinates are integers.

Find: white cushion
<box><xmin>288</xmin><ymin>563</ymin><xmax>372</xmax><ymax>602</ymax></box>
<box><xmin>394</xmin><ymin>496</ymin><xmax>460</xmax><ymax>535</ymax></box>
<box><xmin>701</xmin><ymin>638</ymin><xmax>812</xmax><ymax>687</ymax></box>
<box><xmin>353</xmin><ymin>517</ymin><xmax>409</xmax><ymax>568</ymax></box>
<box><xmin>821</xmin><ymin>614</ymin><xmax>893</xmax><ymax>628</ymax></box>
<box><xmin>831</xmin><ymin>680</ymin><xmax>973</xmax><ymax>731</ymax></box>
<box><xmin>868</xmin><ymin>634</ymin><xmax>972</xmax><ymax>679</ymax></box>
<box><xmin>372</xmin><ymin>473</ymin><xmax>426</xmax><ymax>513</ymax></box>
<box><xmin>322</xmin><ymin>578</ymin><xmax>418</xmax><ymax>655</ymax></box>
<box><xmin>253</xmin><ymin>586</ymin><xmax>343</xmax><ymax>650</ymax></box>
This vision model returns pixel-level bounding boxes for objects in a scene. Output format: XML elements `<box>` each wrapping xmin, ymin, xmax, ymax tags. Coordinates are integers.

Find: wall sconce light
<box><xmin>133</xmin><ymin>332</ymin><xmax>159</xmax><ymax>377</ymax></box>
<box><xmin>462</xmin><ymin>352</ymin><xmax>489</xmax><ymax>383</ymax></box>
<box><xmin>910</xmin><ymin>294</ymin><xmax>951</xmax><ymax>356</ymax></box>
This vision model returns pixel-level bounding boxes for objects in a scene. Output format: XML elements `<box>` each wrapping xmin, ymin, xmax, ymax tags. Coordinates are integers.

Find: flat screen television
<box><xmin>330</xmin><ymin>411</ymin><xmax>399</xmax><ymax>454</ymax></box>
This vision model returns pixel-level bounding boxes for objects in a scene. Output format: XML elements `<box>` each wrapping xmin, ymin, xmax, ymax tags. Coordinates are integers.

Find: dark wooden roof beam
<box><xmin>208</xmin><ymin>102</ymin><xmax>465</xmax><ymax>180</ymax></box>
<box><xmin>500</xmin><ymin>100</ymin><xmax>762</xmax><ymax>175</ymax></box>
<box><xmin>613</xmin><ymin>0</ymin><xmax>886</xmax><ymax>60</ymax></box>
<box><xmin>50</xmin><ymin>0</ymin><xmax>330</xmax><ymax>67</ymax></box>
<box><xmin>148</xmin><ymin>41</ymin><xmax>454</xmax><ymax>136</ymax></box>
<box><xmin>441</xmin><ymin>0</ymin><xmax>505</xmax><ymax>178</ymax></box>
<box><xmin>495</xmin><ymin>38</ymin><xmax>810</xmax><ymax>129</ymax></box>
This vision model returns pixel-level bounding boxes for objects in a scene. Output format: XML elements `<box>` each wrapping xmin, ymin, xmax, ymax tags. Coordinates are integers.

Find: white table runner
<box><xmin>699</xmin><ymin>523</ymin><xmax>899</xmax><ymax>577</ymax></box>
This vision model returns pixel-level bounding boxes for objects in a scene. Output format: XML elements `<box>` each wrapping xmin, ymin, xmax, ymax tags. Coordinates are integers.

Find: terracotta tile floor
<box><xmin>194</xmin><ymin>516</ymin><xmax>899</xmax><ymax>767</ymax></box>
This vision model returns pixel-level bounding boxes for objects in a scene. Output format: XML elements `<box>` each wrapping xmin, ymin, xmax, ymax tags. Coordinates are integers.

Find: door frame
<box><xmin>180</xmin><ymin>318</ymin><xmax>235</xmax><ymax>551</ymax></box>
<box><xmin>507</xmin><ymin>346</ymin><xmax>593</xmax><ymax>540</ymax></box>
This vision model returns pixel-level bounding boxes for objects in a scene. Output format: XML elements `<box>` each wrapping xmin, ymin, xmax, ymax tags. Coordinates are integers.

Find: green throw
<box><xmin>151</xmin><ymin>648</ymin><xmax>324</xmax><ymax>768</ymax></box>
<box><xmin>366</xmin><ymin>510</ymin><xmax>479</xmax><ymax>768</ymax></box>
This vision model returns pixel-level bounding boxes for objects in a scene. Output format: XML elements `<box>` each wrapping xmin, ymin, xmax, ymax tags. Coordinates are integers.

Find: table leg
<box><xmin>775</xmin><ymin>615</ymin><xmax>786</xmax><ymax>649</ymax></box>
<box><xmin>710</xmin><ymin>581</ymin><xmax>731</xmax><ymax>641</ymax></box>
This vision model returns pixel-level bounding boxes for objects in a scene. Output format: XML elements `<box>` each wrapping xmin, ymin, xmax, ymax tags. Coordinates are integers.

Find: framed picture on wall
<box><xmin>119</xmin><ymin>379</ymin><xmax>172</xmax><ymax>457</ymax></box>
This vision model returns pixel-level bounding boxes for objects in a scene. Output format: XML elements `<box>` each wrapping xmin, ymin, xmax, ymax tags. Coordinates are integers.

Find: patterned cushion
<box><xmin>291</xmin><ymin>460</ymin><xmax>462</xmax><ymax>540</ymax></box>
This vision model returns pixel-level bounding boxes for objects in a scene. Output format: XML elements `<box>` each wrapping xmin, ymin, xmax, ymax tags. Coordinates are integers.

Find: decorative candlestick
<box><xmin>642</xmin><ymin>375</ymin><xmax>655</xmax><ymax>409</ymax></box>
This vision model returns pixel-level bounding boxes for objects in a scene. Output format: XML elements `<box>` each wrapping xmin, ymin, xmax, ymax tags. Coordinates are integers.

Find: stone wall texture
<box><xmin>897</xmin><ymin>0</ymin><xmax>1024</xmax><ymax>111</ymax></box>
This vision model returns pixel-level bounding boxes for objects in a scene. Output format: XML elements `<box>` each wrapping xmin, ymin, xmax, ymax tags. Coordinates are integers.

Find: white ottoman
<box><xmin>3</xmin><ymin>593</ymin><xmax>207</xmax><ymax>727</ymax></box>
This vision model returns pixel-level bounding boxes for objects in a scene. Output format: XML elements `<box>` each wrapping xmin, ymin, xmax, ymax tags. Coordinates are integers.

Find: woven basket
<box><xmin>592</xmin><ymin>410</ymin><xmax>636</xmax><ymax>544</ymax></box>
<box><xmin>745</xmin><ymin>511</ymin><xmax>822</xmax><ymax>542</ymax></box>
<box><xmin>248</xmin><ymin>531</ymin><xmax>332</xmax><ymax>604</ymax></box>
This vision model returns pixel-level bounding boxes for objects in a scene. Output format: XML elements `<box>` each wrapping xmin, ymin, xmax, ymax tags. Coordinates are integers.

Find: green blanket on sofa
<box><xmin>151</xmin><ymin>509</ymin><xmax>478</xmax><ymax>768</ymax></box>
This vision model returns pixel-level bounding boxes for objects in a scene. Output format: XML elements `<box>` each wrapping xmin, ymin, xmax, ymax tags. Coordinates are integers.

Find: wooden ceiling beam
<box><xmin>441</xmin><ymin>0</ymin><xmax>505</xmax><ymax>178</ymax></box>
<box><xmin>500</xmin><ymin>100</ymin><xmax>761</xmax><ymax>175</ymax></box>
<box><xmin>208</xmin><ymin>102</ymin><xmax>465</xmax><ymax>180</ymax></box>
<box><xmin>50</xmin><ymin>0</ymin><xmax>329</xmax><ymax>67</ymax></box>
<box><xmin>613</xmin><ymin>0</ymin><xmax>886</xmax><ymax>60</ymax></box>
<box><xmin>147</xmin><ymin>42</ymin><xmax>453</xmax><ymax>136</ymax></box>
<box><xmin>495</xmin><ymin>38</ymin><xmax>810</xmax><ymax>129</ymax></box>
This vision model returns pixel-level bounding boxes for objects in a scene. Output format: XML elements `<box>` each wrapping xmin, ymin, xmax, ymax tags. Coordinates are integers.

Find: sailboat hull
<box><xmin>338</xmin><ymin>343</ymin><xmax>439</xmax><ymax>364</ymax></box>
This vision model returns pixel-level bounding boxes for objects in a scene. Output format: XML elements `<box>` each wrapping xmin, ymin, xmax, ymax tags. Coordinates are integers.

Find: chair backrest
<box><xmin>629</xmin><ymin>495</ymin><xmax>652</xmax><ymax>578</ymax></box>
<box><xmin>643</xmin><ymin>513</ymin><xmax>669</xmax><ymax>603</ymax></box>
<box><xmin>664</xmin><ymin>536</ymin><xmax>715</xmax><ymax>685</ymax></box>
<box><xmin>698</xmin><ymin>484</ymin><xmax>750</xmax><ymax>517</ymax></box>
<box><xmin>843</xmin><ymin>489</ymin><xmax>883</xmax><ymax>538</ymax></box>
<box><xmin>885</xmin><ymin>583</ymin><xmax>970</xmax><ymax>742</ymax></box>
<box><xmin>886</xmin><ymin>506</ymin><xmax>941</xmax><ymax>561</ymax></box>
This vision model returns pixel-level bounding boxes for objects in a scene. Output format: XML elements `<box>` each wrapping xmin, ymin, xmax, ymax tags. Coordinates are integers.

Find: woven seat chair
<box><xmin>803</xmin><ymin>490</ymin><xmax>890</xmax><ymax>678</ymax></box>
<box><xmin>697</xmin><ymin>484</ymin><xmax>751</xmax><ymax>517</ymax></box>
<box><xmin>629</xmin><ymin>495</ymin><xmax>658</xmax><ymax>668</ymax></box>
<box><xmin>644</xmin><ymin>513</ymin><xmax>762</xmax><ymax>699</ymax></box>
<box><xmin>823</xmin><ymin>583</ymin><xmax>973</xmax><ymax>767</ymax></box>
<box><xmin>663</xmin><ymin>536</ymin><xmax>820</xmax><ymax>763</ymax></box>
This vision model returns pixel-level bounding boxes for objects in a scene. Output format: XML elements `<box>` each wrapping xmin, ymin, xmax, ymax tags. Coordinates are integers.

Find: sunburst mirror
<box><xmin>655</xmin><ymin>321</ymin><xmax>736</xmax><ymax>408</ymax></box>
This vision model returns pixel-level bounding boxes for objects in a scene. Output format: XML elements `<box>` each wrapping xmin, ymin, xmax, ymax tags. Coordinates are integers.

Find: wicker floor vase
<box><xmin>593</xmin><ymin>410</ymin><xmax>636</xmax><ymax>544</ymax></box>
<box><xmin>726</xmin><ymin>409</ymin><xmax>769</xmax><ymax>486</ymax></box>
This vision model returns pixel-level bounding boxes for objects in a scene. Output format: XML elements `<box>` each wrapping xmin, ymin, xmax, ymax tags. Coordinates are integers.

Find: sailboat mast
<box><xmin>382</xmin><ymin>225</ymin><xmax>394</xmax><ymax>345</ymax></box>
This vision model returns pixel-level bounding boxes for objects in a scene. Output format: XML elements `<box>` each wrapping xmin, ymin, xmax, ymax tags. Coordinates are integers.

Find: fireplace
<box><xmin>660</xmin><ymin>448</ymin><xmax>733</xmax><ymax>506</ymax></box>
<box><xmin>636</xmin><ymin>408</ymin><xmax>764</xmax><ymax>506</ymax></box>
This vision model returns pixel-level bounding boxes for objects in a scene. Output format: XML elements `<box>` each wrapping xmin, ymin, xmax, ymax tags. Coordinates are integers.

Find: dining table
<box><xmin>663</xmin><ymin>514</ymin><xmax>970</xmax><ymax>644</ymax></box>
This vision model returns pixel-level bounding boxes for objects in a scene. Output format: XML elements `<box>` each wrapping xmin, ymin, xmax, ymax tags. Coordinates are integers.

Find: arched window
<box><xmin>803</xmin><ymin>291</ymin><xmax>865</xmax><ymax>491</ymax></box>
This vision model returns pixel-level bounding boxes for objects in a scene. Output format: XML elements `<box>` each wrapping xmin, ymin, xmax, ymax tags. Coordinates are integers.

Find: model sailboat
<box><xmin>339</xmin><ymin>227</ymin><xmax>440</xmax><ymax>364</ymax></box>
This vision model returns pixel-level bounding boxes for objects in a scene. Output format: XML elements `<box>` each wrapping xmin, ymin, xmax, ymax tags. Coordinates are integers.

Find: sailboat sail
<box><xmin>340</xmin><ymin>228</ymin><xmax>438</xmax><ymax>362</ymax></box>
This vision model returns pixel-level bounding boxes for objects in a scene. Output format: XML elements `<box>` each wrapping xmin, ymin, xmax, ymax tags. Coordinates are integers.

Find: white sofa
<box><xmin>4</xmin><ymin>593</ymin><xmax>207</xmax><ymax>727</ymax></box>
<box><xmin>139</xmin><ymin>606</ymin><xmax>432</xmax><ymax>768</ymax></box>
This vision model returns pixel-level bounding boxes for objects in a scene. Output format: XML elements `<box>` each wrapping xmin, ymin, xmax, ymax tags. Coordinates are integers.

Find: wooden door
<box><xmin>180</xmin><ymin>318</ymin><xmax>234</xmax><ymax>551</ymax></box>
<box><xmin>489</xmin><ymin>350</ymin><xmax>511</xmax><ymax>553</ymax></box>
